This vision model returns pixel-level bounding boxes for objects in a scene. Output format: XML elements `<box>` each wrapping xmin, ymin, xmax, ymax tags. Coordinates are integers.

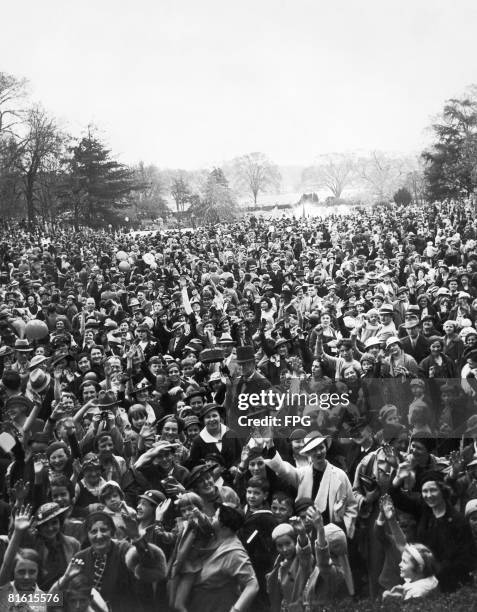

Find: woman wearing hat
<box><xmin>19</xmin><ymin>502</ymin><xmax>81</xmax><ymax>591</ymax></box>
<box><xmin>73</xmin><ymin>454</ymin><xmax>107</xmax><ymax>517</ymax></box>
<box><xmin>184</xmin><ymin>503</ymin><xmax>259</xmax><ymax>612</ymax></box>
<box><xmin>448</xmin><ymin>291</ymin><xmax>475</xmax><ymax>327</ymax></box>
<box><xmin>136</xmin><ymin>490</ymin><xmax>168</xmax><ymax>539</ymax></box>
<box><xmin>188</xmin><ymin>403</ymin><xmax>242</xmax><ymax>473</ymax></box>
<box><xmin>264</xmin><ymin>435</ymin><xmax>357</xmax><ymax>538</ymax></box>
<box><xmin>441</xmin><ymin>319</ymin><xmax>464</xmax><ymax>364</ymax></box>
<box><xmin>418</xmin><ymin>336</ymin><xmax>457</xmax><ymax>379</ymax></box>
<box><xmin>390</xmin><ymin>470</ymin><xmax>476</xmax><ymax>592</ymax></box>
<box><xmin>381</xmin><ymin>336</ymin><xmax>418</xmax><ymax>381</ymax></box>
<box><xmin>66</xmin><ymin>510</ymin><xmax>166</xmax><ymax>612</ymax></box>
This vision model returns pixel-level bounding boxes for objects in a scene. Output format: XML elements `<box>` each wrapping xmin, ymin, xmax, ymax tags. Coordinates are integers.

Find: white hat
<box><xmin>385</xmin><ymin>336</ymin><xmax>402</xmax><ymax>349</ymax></box>
<box><xmin>465</xmin><ymin>499</ymin><xmax>477</xmax><ymax>517</ymax></box>
<box><xmin>364</xmin><ymin>337</ymin><xmax>381</xmax><ymax>349</ymax></box>
<box><xmin>299</xmin><ymin>431</ymin><xmax>328</xmax><ymax>455</ymax></box>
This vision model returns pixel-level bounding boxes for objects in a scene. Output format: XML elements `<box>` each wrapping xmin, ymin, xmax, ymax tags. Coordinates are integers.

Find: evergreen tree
<box><xmin>59</xmin><ymin>127</ymin><xmax>140</xmax><ymax>227</ymax></box>
<box><xmin>422</xmin><ymin>97</ymin><xmax>477</xmax><ymax>201</ymax></box>
<box><xmin>393</xmin><ymin>187</ymin><xmax>412</xmax><ymax>206</ymax></box>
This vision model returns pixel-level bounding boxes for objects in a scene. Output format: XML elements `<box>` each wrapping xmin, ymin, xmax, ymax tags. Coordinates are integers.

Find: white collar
<box><xmin>200</xmin><ymin>423</ymin><xmax>227</xmax><ymax>443</ymax></box>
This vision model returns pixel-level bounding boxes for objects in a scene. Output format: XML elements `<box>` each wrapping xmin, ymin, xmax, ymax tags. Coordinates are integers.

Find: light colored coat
<box><xmin>265</xmin><ymin>452</ymin><xmax>357</xmax><ymax>538</ymax></box>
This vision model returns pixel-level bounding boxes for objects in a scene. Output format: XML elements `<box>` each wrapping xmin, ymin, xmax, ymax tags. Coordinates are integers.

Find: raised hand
<box><xmin>50</xmin><ymin>402</ymin><xmax>66</xmax><ymax>422</ymax></box>
<box><xmin>63</xmin><ymin>417</ymin><xmax>75</xmax><ymax>432</ymax></box>
<box><xmin>120</xmin><ymin>506</ymin><xmax>139</xmax><ymax>539</ymax></box>
<box><xmin>14</xmin><ymin>505</ymin><xmax>33</xmax><ymax>532</ymax></box>
<box><xmin>33</xmin><ymin>454</ymin><xmax>48</xmax><ymax>475</ymax></box>
<box><xmin>382</xmin><ymin>444</ymin><xmax>398</xmax><ymax>468</ymax></box>
<box><xmin>155</xmin><ymin>498</ymin><xmax>172</xmax><ymax>522</ymax></box>
<box><xmin>289</xmin><ymin>516</ymin><xmax>306</xmax><ymax>537</ymax></box>
<box><xmin>11</xmin><ymin>479</ymin><xmax>30</xmax><ymax>505</ymax></box>
<box><xmin>395</xmin><ymin>459</ymin><xmax>412</xmax><ymax>482</ymax></box>
<box><xmin>240</xmin><ymin>445</ymin><xmax>251</xmax><ymax>466</ymax></box>
<box><xmin>306</xmin><ymin>506</ymin><xmax>323</xmax><ymax>528</ymax></box>
<box><xmin>72</xmin><ymin>458</ymin><xmax>82</xmax><ymax>478</ymax></box>
<box><xmin>63</xmin><ymin>557</ymin><xmax>85</xmax><ymax>580</ymax></box>
<box><xmin>139</xmin><ymin>423</ymin><xmax>156</xmax><ymax>440</ymax></box>
<box><xmin>380</xmin><ymin>494</ymin><xmax>396</xmax><ymax>521</ymax></box>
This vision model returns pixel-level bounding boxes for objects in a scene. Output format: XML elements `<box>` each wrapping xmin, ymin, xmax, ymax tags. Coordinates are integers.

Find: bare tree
<box><xmin>357</xmin><ymin>151</ymin><xmax>415</xmax><ymax>201</ymax></box>
<box><xmin>14</xmin><ymin>107</ymin><xmax>64</xmax><ymax>227</ymax></box>
<box><xmin>170</xmin><ymin>173</ymin><xmax>192</xmax><ymax>213</ymax></box>
<box><xmin>0</xmin><ymin>72</ymin><xmax>27</xmax><ymax>137</ymax></box>
<box><xmin>132</xmin><ymin>162</ymin><xmax>169</xmax><ymax>219</ymax></box>
<box><xmin>232</xmin><ymin>152</ymin><xmax>281</xmax><ymax>207</ymax></box>
<box><xmin>301</xmin><ymin>154</ymin><xmax>355</xmax><ymax>198</ymax></box>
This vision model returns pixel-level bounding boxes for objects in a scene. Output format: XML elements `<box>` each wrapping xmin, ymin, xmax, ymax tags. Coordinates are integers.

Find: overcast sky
<box><xmin>2</xmin><ymin>1</ymin><xmax>477</xmax><ymax>169</ymax></box>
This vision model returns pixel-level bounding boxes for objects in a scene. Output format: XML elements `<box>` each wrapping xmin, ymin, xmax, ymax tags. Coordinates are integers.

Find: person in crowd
<box><xmin>185</xmin><ymin>503</ymin><xmax>259</xmax><ymax>612</ymax></box>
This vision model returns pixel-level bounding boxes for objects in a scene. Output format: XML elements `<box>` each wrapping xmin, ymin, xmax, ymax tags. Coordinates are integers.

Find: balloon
<box><xmin>25</xmin><ymin>319</ymin><xmax>48</xmax><ymax>341</ymax></box>
<box><xmin>118</xmin><ymin>260</ymin><xmax>130</xmax><ymax>272</ymax></box>
<box><xmin>116</xmin><ymin>250</ymin><xmax>128</xmax><ymax>261</ymax></box>
<box><xmin>143</xmin><ymin>253</ymin><xmax>155</xmax><ymax>265</ymax></box>
<box><xmin>11</xmin><ymin>318</ymin><xmax>26</xmax><ymax>339</ymax></box>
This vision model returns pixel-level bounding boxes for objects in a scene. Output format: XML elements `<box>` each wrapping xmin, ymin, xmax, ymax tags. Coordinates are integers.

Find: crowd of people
<box><xmin>0</xmin><ymin>199</ymin><xmax>477</xmax><ymax>611</ymax></box>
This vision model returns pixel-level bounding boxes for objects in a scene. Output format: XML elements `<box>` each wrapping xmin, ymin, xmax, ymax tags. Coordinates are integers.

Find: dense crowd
<box><xmin>1</xmin><ymin>200</ymin><xmax>477</xmax><ymax>611</ymax></box>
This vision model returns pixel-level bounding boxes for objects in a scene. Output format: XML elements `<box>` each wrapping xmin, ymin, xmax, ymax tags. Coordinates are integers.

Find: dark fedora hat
<box><xmin>184</xmin><ymin>464</ymin><xmax>215</xmax><ymax>489</ymax></box>
<box><xmin>235</xmin><ymin>345</ymin><xmax>255</xmax><ymax>364</ymax></box>
<box><xmin>95</xmin><ymin>390</ymin><xmax>118</xmax><ymax>408</ymax></box>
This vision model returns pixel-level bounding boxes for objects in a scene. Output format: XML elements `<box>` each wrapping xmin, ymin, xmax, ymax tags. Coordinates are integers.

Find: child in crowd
<box><xmin>266</xmin><ymin>517</ymin><xmax>313</xmax><ymax>612</ymax></box>
<box><xmin>270</xmin><ymin>491</ymin><xmax>294</xmax><ymax>524</ymax></box>
<box><xmin>245</xmin><ymin>477</ymin><xmax>269</xmax><ymax>516</ymax></box>
<box><xmin>382</xmin><ymin>543</ymin><xmax>438</xmax><ymax>602</ymax></box>
<box><xmin>99</xmin><ymin>480</ymin><xmax>137</xmax><ymax>540</ymax></box>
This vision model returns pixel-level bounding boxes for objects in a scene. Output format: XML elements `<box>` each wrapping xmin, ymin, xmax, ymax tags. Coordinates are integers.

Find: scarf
<box><xmin>92</xmin><ymin>551</ymin><xmax>108</xmax><ymax>591</ymax></box>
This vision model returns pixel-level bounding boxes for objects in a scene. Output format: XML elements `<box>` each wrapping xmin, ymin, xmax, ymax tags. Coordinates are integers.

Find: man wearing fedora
<box><xmin>400</xmin><ymin>319</ymin><xmax>430</xmax><ymax>363</ymax></box>
<box><xmin>10</xmin><ymin>338</ymin><xmax>33</xmax><ymax>386</ymax></box>
<box><xmin>216</xmin><ymin>333</ymin><xmax>240</xmax><ymax>380</ymax></box>
<box><xmin>224</xmin><ymin>345</ymin><xmax>272</xmax><ymax>429</ymax></box>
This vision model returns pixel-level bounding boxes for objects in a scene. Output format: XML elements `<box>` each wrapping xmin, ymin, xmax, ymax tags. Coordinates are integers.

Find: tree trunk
<box><xmin>25</xmin><ymin>174</ymin><xmax>35</xmax><ymax>230</ymax></box>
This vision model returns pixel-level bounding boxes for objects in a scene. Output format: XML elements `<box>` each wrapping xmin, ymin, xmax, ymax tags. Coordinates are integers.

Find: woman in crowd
<box><xmin>390</xmin><ymin>470</ymin><xmax>476</xmax><ymax>592</ymax></box>
<box><xmin>185</xmin><ymin>503</ymin><xmax>259</xmax><ymax>612</ymax></box>
<box><xmin>68</xmin><ymin>509</ymin><xmax>166</xmax><ymax>612</ymax></box>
